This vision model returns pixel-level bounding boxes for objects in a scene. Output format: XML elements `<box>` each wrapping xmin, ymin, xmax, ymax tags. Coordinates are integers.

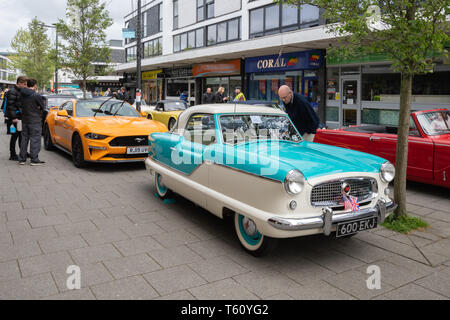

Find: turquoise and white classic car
<box><xmin>145</xmin><ymin>104</ymin><xmax>397</xmax><ymax>256</ymax></box>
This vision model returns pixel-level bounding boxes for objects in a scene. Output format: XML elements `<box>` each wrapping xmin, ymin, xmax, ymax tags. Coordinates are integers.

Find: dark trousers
<box><xmin>6</xmin><ymin>121</ymin><xmax>22</xmax><ymax>156</ymax></box>
<box><xmin>19</xmin><ymin>123</ymin><xmax>42</xmax><ymax>162</ymax></box>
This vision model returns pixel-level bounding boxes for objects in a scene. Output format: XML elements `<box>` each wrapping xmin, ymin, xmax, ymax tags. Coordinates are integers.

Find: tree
<box><xmin>280</xmin><ymin>0</ymin><xmax>449</xmax><ymax>218</ymax></box>
<box><xmin>56</xmin><ymin>0</ymin><xmax>113</xmax><ymax>98</ymax></box>
<box><xmin>10</xmin><ymin>17</ymin><xmax>54</xmax><ymax>89</ymax></box>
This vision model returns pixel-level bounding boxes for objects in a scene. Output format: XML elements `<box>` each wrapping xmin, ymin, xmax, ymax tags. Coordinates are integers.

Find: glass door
<box><xmin>341</xmin><ymin>76</ymin><xmax>360</xmax><ymax>126</ymax></box>
<box><xmin>188</xmin><ymin>80</ymin><xmax>196</xmax><ymax>106</ymax></box>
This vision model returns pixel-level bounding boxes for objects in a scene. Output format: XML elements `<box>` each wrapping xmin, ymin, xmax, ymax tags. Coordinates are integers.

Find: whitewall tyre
<box><xmin>234</xmin><ymin>213</ymin><xmax>277</xmax><ymax>257</ymax></box>
<box><xmin>155</xmin><ymin>173</ymin><xmax>172</xmax><ymax>199</ymax></box>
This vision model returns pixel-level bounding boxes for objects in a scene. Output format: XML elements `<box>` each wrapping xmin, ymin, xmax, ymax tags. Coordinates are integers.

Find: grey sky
<box><xmin>0</xmin><ymin>0</ymin><xmax>133</xmax><ymax>51</ymax></box>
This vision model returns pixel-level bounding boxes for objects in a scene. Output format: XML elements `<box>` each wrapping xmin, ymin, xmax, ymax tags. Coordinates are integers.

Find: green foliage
<box><xmin>56</xmin><ymin>0</ymin><xmax>113</xmax><ymax>97</ymax></box>
<box><xmin>381</xmin><ymin>214</ymin><xmax>429</xmax><ymax>234</ymax></box>
<box><xmin>10</xmin><ymin>17</ymin><xmax>54</xmax><ymax>89</ymax></box>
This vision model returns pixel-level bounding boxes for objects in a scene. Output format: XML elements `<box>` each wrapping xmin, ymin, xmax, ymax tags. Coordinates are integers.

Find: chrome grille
<box><xmin>311</xmin><ymin>178</ymin><xmax>376</xmax><ymax>207</ymax></box>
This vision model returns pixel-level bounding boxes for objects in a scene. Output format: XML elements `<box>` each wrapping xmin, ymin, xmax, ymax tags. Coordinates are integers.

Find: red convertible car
<box><xmin>314</xmin><ymin>109</ymin><xmax>450</xmax><ymax>188</ymax></box>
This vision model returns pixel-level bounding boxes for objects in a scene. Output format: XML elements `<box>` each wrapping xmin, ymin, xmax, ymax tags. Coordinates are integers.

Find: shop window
<box><xmin>167</xmin><ymin>79</ymin><xmax>189</xmax><ymax>97</ymax></box>
<box><xmin>326</xmin><ymin>107</ymin><xmax>339</xmax><ymax>122</ymax></box>
<box><xmin>327</xmin><ymin>68</ymin><xmax>340</xmax><ymax>101</ymax></box>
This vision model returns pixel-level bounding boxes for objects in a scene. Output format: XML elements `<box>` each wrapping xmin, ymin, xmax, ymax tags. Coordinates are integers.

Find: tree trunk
<box><xmin>83</xmin><ymin>78</ymin><xmax>87</xmax><ymax>99</ymax></box>
<box><xmin>394</xmin><ymin>72</ymin><xmax>413</xmax><ymax>217</ymax></box>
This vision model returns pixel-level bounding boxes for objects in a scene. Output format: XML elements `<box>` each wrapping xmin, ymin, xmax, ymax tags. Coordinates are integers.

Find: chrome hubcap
<box><xmin>242</xmin><ymin>217</ymin><xmax>257</xmax><ymax>237</ymax></box>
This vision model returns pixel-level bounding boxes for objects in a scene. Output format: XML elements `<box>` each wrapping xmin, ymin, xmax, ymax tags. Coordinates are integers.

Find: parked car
<box><xmin>314</xmin><ymin>109</ymin><xmax>450</xmax><ymax>188</ymax></box>
<box><xmin>145</xmin><ymin>104</ymin><xmax>397</xmax><ymax>256</ymax></box>
<box><xmin>143</xmin><ymin>100</ymin><xmax>189</xmax><ymax>130</ymax></box>
<box><xmin>42</xmin><ymin>94</ymin><xmax>75</xmax><ymax>128</ymax></box>
<box><xmin>44</xmin><ymin>98</ymin><xmax>167</xmax><ymax>167</ymax></box>
<box><xmin>229</xmin><ymin>100</ymin><xmax>285</xmax><ymax>111</ymax></box>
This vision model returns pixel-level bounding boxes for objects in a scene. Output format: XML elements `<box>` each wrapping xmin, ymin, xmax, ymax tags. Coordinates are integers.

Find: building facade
<box><xmin>0</xmin><ymin>54</ymin><xmax>19</xmax><ymax>90</ymax></box>
<box><xmin>116</xmin><ymin>0</ymin><xmax>450</xmax><ymax>126</ymax></box>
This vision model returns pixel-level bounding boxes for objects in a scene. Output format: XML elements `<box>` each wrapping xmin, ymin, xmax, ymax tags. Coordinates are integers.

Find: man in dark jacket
<box><xmin>278</xmin><ymin>85</ymin><xmax>319</xmax><ymax>142</ymax></box>
<box><xmin>18</xmin><ymin>79</ymin><xmax>45</xmax><ymax>166</ymax></box>
<box><xmin>202</xmin><ymin>88</ymin><xmax>214</xmax><ymax>104</ymax></box>
<box><xmin>5</xmin><ymin>76</ymin><xmax>27</xmax><ymax>160</ymax></box>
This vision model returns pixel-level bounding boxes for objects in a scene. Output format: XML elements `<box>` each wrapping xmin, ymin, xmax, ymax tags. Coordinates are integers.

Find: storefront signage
<box><xmin>193</xmin><ymin>59</ymin><xmax>241</xmax><ymax>77</ymax></box>
<box><xmin>163</xmin><ymin>67</ymin><xmax>193</xmax><ymax>78</ymax></box>
<box><xmin>245</xmin><ymin>50</ymin><xmax>323</xmax><ymax>73</ymax></box>
<box><xmin>142</xmin><ymin>70</ymin><xmax>162</xmax><ymax>81</ymax></box>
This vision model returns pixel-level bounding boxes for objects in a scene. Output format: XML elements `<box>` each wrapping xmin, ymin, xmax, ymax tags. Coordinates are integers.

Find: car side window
<box><xmin>63</xmin><ymin>102</ymin><xmax>74</xmax><ymax>117</ymax></box>
<box><xmin>184</xmin><ymin>114</ymin><xmax>216</xmax><ymax>146</ymax></box>
<box><xmin>156</xmin><ymin>103</ymin><xmax>163</xmax><ymax>111</ymax></box>
<box><xmin>409</xmin><ymin>116</ymin><xmax>420</xmax><ymax>137</ymax></box>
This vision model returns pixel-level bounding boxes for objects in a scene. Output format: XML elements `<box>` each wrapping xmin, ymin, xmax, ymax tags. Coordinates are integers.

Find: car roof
<box><xmin>158</xmin><ymin>100</ymin><xmax>187</xmax><ymax>103</ymax></box>
<box><xmin>229</xmin><ymin>100</ymin><xmax>279</xmax><ymax>105</ymax></box>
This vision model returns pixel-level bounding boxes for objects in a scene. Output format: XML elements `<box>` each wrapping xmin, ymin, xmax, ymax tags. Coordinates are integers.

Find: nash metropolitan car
<box><xmin>314</xmin><ymin>109</ymin><xmax>450</xmax><ymax>188</ymax></box>
<box><xmin>44</xmin><ymin>98</ymin><xmax>168</xmax><ymax>167</ymax></box>
<box><xmin>145</xmin><ymin>104</ymin><xmax>397</xmax><ymax>256</ymax></box>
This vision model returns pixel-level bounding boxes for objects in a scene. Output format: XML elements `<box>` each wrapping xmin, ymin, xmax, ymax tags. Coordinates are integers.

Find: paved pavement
<box><xmin>0</xmin><ymin>117</ymin><xmax>449</xmax><ymax>300</ymax></box>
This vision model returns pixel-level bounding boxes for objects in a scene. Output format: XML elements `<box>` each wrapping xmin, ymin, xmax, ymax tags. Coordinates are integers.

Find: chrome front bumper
<box><xmin>268</xmin><ymin>199</ymin><xmax>397</xmax><ymax>236</ymax></box>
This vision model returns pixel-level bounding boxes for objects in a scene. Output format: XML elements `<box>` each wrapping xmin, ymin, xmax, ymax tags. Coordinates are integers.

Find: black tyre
<box><xmin>168</xmin><ymin>118</ymin><xmax>176</xmax><ymax>131</ymax></box>
<box><xmin>43</xmin><ymin>124</ymin><xmax>55</xmax><ymax>151</ymax></box>
<box><xmin>72</xmin><ymin>134</ymin><xmax>86</xmax><ymax>168</ymax></box>
<box><xmin>155</xmin><ymin>173</ymin><xmax>173</xmax><ymax>199</ymax></box>
<box><xmin>234</xmin><ymin>213</ymin><xmax>278</xmax><ymax>257</ymax></box>
<box><xmin>147</xmin><ymin>114</ymin><xmax>153</xmax><ymax>120</ymax></box>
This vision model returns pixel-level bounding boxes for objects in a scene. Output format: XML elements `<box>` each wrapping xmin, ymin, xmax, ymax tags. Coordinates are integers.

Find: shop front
<box><xmin>193</xmin><ymin>59</ymin><xmax>243</xmax><ymax>104</ymax></box>
<box><xmin>142</xmin><ymin>70</ymin><xmax>162</xmax><ymax>104</ymax></box>
<box><xmin>245</xmin><ymin>50</ymin><xmax>324</xmax><ymax>110</ymax></box>
<box><xmin>162</xmin><ymin>67</ymin><xmax>195</xmax><ymax>105</ymax></box>
<box><xmin>326</xmin><ymin>50</ymin><xmax>450</xmax><ymax>128</ymax></box>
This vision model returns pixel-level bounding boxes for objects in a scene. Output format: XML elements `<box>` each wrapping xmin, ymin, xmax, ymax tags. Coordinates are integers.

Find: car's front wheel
<box><xmin>234</xmin><ymin>213</ymin><xmax>278</xmax><ymax>257</ymax></box>
<box><xmin>72</xmin><ymin>134</ymin><xmax>86</xmax><ymax>168</ymax></box>
<box><xmin>155</xmin><ymin>173</ymin><xmax>173</xmax><ymax>199</ymax></box>
<box><xmin>147</xmin><ymin>114</ymin><xmax>153</xmax><ymax>120</ymax></box>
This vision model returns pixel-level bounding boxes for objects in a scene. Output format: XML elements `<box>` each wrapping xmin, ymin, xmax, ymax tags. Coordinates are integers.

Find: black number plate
<box><xmin>336</xmin><ymin>217</ymin><xmax>378</xmax><ymax>238</ymax></box>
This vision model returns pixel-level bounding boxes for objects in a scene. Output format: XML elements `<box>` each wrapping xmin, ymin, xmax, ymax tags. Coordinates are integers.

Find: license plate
<box><xmin>336</xmin><ymin>217</ymin><xmax>378</xmax><ymax>238</ymax></box>
<box><xmin>127</xmin><ymin>147</ymin><xmax>149</xmax><ymax>154</ymax></box>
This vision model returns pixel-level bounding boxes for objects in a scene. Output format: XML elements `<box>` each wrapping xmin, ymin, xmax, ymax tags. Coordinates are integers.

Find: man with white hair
<box><xmin>278</xmin><ymin>85</ymin><xmax>319</xmax><ymax>142</ymax></box>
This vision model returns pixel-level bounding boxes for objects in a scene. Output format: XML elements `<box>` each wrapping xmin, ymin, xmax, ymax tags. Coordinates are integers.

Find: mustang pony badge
<box><xmin>341</xmin><ymin>183</ymin><xmax>360</xmax><ymax>213</ymax></box>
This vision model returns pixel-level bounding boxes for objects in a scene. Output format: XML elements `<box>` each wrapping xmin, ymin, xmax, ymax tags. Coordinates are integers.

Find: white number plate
<box><xmin>127</xmin><ymin>147</ymin><xmax>149</xmax><ymax>154</ymax></box>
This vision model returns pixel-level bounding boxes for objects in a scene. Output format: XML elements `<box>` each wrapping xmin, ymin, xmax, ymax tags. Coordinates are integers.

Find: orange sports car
<box><xmin>43</xmin><ymin>98</ymin><xmax>168</xmax><ymax>167</ymax></box>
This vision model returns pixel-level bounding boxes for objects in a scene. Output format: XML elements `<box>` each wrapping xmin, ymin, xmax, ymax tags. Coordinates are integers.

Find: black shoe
<box><xmin>9</xmin><ymin>155</ymin><xmax>18</xmax><ymax>161</ymax></box>
<box><xmin>30</xmin><ymin>160</ymin><xmax>45</xmax><ymax>166</ymax></box>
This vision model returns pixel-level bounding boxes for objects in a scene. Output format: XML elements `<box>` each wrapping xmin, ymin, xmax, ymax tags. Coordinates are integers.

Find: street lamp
<box><xmin>39</xmin><ymin>23</ymin><xmax>59</xmax><ymax>93</ymax></box>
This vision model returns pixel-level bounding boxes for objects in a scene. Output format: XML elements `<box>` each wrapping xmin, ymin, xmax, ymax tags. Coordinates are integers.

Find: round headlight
<box><xmin>284</xmin><ymin>170</ymin><xmax>305</xmax><ymax>195</ymax></box>
<box><xmin>380</xmin><ymin>161</ymin><xmax>395</xmax><ymax>183</ymax></box>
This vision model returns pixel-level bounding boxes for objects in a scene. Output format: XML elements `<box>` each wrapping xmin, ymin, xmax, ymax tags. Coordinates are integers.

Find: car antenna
<box><xmin>93</xmin><ymin>96</ymin><xmax>115</xmax><ymax>117</ymax></box>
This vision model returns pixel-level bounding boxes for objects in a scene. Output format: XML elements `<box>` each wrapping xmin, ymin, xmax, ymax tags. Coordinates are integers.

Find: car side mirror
<box><xmin>57</xmin><ymin>110</ymin><xmax>69</xmax><ymax>117</ymax></box>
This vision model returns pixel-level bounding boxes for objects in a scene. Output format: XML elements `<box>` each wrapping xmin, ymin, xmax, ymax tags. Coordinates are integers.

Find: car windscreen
<box><xmin>219</xmin><ymin>114</ymin><xmax>302</xmax><ymax>144</ymax></box>
<box><xmin>46</xmin><ymin>97</ymin><xmax>72</xmax><ymax>107</ymax></box>
<box><xmin>417</xmin><ymin>111</ymin><xmax>450</xmax><ymax>135</ymax></box>
<box><xmin>165</xmin><ymin>102</ymin><xmax>187</xmax><ymax>111</ymax></box>
<box><xmin>75</xmin><ymin>100</ymin><xmax>141</xmax><ymax>117</ymax></box>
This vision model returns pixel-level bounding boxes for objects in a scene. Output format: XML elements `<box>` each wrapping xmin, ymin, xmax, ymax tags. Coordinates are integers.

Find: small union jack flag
<box><xmin>344</xmin><ymin>195</ymin><xmax>360</xmax><ymax>213</ymax></box>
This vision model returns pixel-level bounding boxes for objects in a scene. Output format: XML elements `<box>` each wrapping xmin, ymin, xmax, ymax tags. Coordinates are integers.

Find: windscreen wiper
<box><xmin>93</xmin><ymin>96</ymin><xmax>116</xmax><ymax>117</ymax></box>
<box><xmin>113</xmin><ymin>99</ymin><xmax>127</xmax><ymax>117</ymax></box>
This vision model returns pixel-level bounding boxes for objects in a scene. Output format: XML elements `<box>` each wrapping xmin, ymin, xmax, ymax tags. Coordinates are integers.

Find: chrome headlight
<box><xmin>380</xmin><ymin>161</ymin><xmax>395</xmax><ymax>183</ymax></box>
<box><xmin>84</xmin><ymin>133</ymin><xmax>108</xmax><ymax>140</ymax></box>
<box><xmin>284</xmin><ymin>170</ymin><xmax>305</xmax><ymax>195</ymax></box>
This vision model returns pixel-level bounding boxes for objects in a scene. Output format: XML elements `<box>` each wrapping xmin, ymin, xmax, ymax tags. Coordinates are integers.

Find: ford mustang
<box><xmin>44</xmin><ymin>98</ymin><xmax>168</xmax><ymax>167</ymax></box>
<box><xmin>315</xmin><ymin>109</ymin><xmax>450</xmax><ymax>188</ymax></box>
<box><xmin>145</xmin><ymin>104</ymin><xmax>397</xmax><ymax>256</ymax></box>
